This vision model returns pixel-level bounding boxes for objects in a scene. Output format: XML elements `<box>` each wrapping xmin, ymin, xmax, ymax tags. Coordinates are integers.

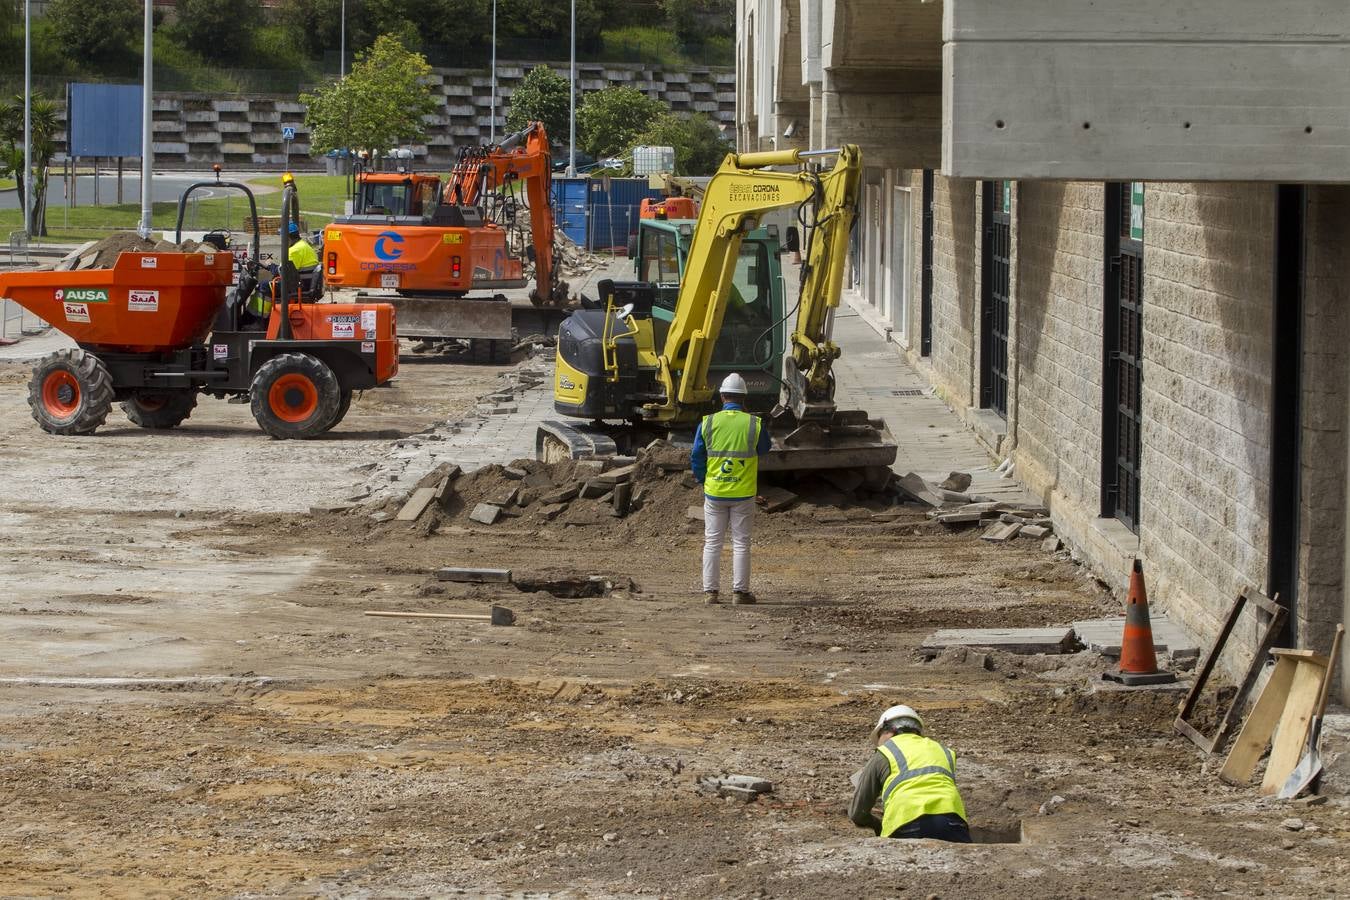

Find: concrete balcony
<box><xmin>942</xmin><ymin>0</ymin><xmax>1350</xmax><ymax>181</ymax></box>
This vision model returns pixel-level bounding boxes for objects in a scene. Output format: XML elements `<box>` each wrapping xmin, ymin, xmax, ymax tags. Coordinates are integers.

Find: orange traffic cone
<box><xmin>1103</xmin><ymin>559</ymin><xmax>1176</xmax><ymax>686</ymax></box>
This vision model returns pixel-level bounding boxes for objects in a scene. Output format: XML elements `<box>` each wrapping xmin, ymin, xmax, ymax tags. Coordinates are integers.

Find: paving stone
<box><xmin>395</xmin><ymin>487</ymin><xmax>438</xmax><ymax>522</ymax></box>
<box><xmin>921</xmin><ymin>627</ymin><xmax>1077</xmax><ymax>655</ymax></box>
<box><xmin>1020</xmin><ymin>524</ymin><xmax>1050</xmax><ymax>539</ymax></box>
<box><xmin>468</xmin><ymin>503</ymin><xmax>502</xmax><ymax>526</ymax></box>
<box><xmin>579</xmin><ymin>481</ymin><xmax>612</xmax><ymax>500</ymax></box>
<box><xmin>594</xmin><ymin>463</ymin><xmax>637</xmax><ymax>484</ymax></box>
<box><xmin>981</xmin><ymin>521</ymin><xmax>1021</xmax><ymax>542</ymax></box>
<box><xmin>757</xmin><ymin>486</ymin><xmax>798</xmax><ymax>513</ymax></box>
<box><xmin>541</xmin><ymin>484</ymin><xmax>580</xmax><ymax>504</ymax></box>
<box><xmin>1072</xmin><ymin>616</ymin><xmax>1199</xmax><ymax>658</ymax></box>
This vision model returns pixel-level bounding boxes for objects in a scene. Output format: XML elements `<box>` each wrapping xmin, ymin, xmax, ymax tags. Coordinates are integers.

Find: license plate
<box><xmin>380</xmin><ymin>274</ymin><xmax>399</xmax><ymax>288</ymax></box>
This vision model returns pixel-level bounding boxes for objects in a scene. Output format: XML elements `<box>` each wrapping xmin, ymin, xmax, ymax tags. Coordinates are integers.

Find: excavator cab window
<box><xmin>711</xmin><ymin>241</ymin><xmax>775</xmax><ymax>367</ymax></box>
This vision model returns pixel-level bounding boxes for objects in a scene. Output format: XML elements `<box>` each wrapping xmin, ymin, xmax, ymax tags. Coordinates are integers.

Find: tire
<box><xmin>27</xmin><ymin>349</ymin><xmax>114</xmax><ymax>436</ymax></box>
<box><xmin>121</xmin><ymin>390</ymin><xmax>198</xmax><ymax>429</ymax></box>
<box><xmin>320</xmin><ymin>390</ymin><xmax>353</xmax><ymax>434</ymax></box>
<box><xmin>249</xmin><ymin>353</ymin><xmax>341</xmax><ymax>440</ymax></box>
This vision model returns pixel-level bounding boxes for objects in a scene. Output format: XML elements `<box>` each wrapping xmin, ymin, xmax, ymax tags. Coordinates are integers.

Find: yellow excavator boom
<box><xmin>646</xmin><ymin>145</ymin><xmax>861</xmax><ymax>424</ymax></box>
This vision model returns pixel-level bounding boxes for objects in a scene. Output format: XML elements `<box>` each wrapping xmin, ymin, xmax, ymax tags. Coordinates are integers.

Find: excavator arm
<box><xmin>447</xmin><ymin>122</ymin><xmax>565</xmax><ymax>306</ymax></box>
<box><xmin>647</xmin><ymin>145</ymin><xmax>861</xmax><ymax>424</ymax></box>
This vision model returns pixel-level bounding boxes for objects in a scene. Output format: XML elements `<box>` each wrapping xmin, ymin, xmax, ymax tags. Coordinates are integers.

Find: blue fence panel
<box><xmin>585</xmin><ymin>178</ymin><xmax>662</xmax><ymax>252</ymax></box>
<box><xmin>550</xmin><ymin>178</ymin><xmax>588</xmax><ymax>247</ymax></box>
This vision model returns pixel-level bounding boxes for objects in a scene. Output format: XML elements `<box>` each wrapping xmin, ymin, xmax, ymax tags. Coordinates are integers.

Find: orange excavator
<box><xmin>323</xmin><ymin>123</ymin><xmax>566</xmax><ymax>359</ymax></box>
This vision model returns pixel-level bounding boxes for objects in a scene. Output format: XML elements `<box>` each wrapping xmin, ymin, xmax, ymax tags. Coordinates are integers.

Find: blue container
<box><xmin>585</xmin><ymin>178</ymin><xmax>663</xmax><ymax>252</ymax></box>
<box><xmin>550</xmin><ymin>178</ymin><xmax>588</xmax><ymax>247</ymax></box>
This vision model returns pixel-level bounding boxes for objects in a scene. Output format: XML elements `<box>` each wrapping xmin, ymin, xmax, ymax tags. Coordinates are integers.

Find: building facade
<box><xmin>738</xmin><ymin>0</ymin><xmax>1350</xmax><ymax>699</ymax></box>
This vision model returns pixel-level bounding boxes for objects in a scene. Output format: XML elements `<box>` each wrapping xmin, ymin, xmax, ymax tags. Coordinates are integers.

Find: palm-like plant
<box><xmin>0</xmin><ymin>94</ymin><xmax>61</xmax><ymax>235</ymax></box>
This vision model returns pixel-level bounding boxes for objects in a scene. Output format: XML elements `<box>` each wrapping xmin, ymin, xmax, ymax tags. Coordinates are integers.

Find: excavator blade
<box><xmin>760</xmin><ymin>410</ymin><xmax>897</xmax><ymax>472</ymax></box>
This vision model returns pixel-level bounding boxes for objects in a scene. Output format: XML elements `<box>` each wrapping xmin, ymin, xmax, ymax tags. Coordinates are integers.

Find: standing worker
<box><xmin>691</xmin><ymin>373</ymin><xmax>771</xmax><ymax>605</ymax></box>
<box><xmin>848</xmin><ymin>704</ymin><xmax>971</xmax><ymax>842</ymax></box>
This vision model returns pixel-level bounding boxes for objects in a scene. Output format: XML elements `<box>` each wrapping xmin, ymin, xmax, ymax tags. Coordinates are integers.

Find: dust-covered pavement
<box><xmin>1</xmin><ymin>306</ymin><xmax>1348</xmax><ymax>896</ymax></box>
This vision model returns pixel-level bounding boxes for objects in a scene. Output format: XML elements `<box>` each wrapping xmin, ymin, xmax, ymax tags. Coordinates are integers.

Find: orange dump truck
<box><xmin>0</xmin><ymin>179</ymin><xmax>397</xmax><ymax>439</ymax></box>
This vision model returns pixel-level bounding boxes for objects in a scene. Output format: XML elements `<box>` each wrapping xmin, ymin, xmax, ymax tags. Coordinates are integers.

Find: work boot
<box><xmin>733</xmin><ymin>591</ymin><xmax>757</xmax><ymax>605</ymax></box>
<box><xmin>704</xmin><ymin>590</ymin><xmax>721</xmax><ymax>605</ymax></box>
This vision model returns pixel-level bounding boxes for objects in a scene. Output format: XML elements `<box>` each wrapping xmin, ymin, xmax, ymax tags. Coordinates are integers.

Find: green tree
<box><xmin>0</xmin><ymin>94</ymin><xmax>62</xmax><ymax>236</ymax></box>
<box><xmin>277</xmin><ymin>0</ymin><xmax>375</xmax><ymax>61</ymax></box>
<box><xmin>301</xmin><ymin>35</ymin><xmax>438</xmax><ymax>156</ymax></box>
<box><xmin>577</xmin><ymin>86</ymin><xmax>666</xmax><ymax>160</ymax></box>
<box><xmin>659</xmin><ymin>0</ymin><xmax>733</xmax><ymax>45</ymax></box>
<box><xmin>47</xmin><ymin>0</ymin><xmax>139</xmax><ymax>65</ymax></box>
<box><xmin>630</xmin><ymin>112</ymin><xmax>731</xmax><ymax>175</ymax></box>
<box><xmin>505</xmin><ymin>66</ymin><xmax>569</xmax><ymax>144</ymax></box>
<box><xmin>172</xmin><ymin>0</ymin><xmax>261</xmax><ymax>63</ymax></box>
<box><xmin>497</xmin><ymin>0</ymin><xmax>608</xmax><ymax>47</ymax></box>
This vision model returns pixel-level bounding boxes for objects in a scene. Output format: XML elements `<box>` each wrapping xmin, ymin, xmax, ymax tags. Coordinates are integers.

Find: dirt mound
<box><xmin>52</xmin><ymin>234</ymin><xmax>205</xmax><ymax>271</ymax></box>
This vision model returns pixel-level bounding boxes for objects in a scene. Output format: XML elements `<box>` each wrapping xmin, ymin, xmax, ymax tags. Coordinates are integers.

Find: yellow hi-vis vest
<box><xmin>877</xmin><ymin>732</ymin><xmax>967</xmax><ymax>837</ymax></box>
<box><xmin>701</xmin><ymin>408</ymin><xmax>761</xmax><ymax>500</ymax></box>
<box><xmin>289</xmin><ymin>238</ymin><xmax>319</xmax><ymax>271</ymax></box>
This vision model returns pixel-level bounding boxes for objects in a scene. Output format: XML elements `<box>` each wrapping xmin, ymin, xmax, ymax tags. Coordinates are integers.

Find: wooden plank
<box><xmin>1220</xmin><ymin>656</ymin><xmax>1297</xmax><ymax>784</ymax></box>
<box><xmin>1261</xmin><ymin>658</ymin><xmax>1329</xmax><ymax>795</ymax></box>
<box><xmin>922</xmin><ymin>627</ymin><xmax>1075</xmax><ymax>655</ymax></box>
<box><xmin>1209</xmin><ymin>597</ymin><xmax>1287</xmax><ymax>754</ymax></box>
<box><xmin>396</xmin><ymin>487</ymin><xmax>438</xmax><ymax>522</ymax></box>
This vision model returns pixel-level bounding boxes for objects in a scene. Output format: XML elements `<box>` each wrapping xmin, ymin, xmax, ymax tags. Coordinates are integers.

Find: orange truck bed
<box><xmin>0</xmin><ymin>251</ymin><xmax>233</xmax><ymax>353</ymax></box>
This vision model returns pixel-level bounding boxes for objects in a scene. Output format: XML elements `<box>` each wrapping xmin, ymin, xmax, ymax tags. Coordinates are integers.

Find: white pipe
<box><xmin>137</xmin><ymin>0</ymin><xmax>153</xmax><ymax>240</ymax></box>
<box><xmin>567</xmin><ymin>0</ymin><xmax>576</xmax><ymax>176</ymax></box>
<box><xmin>490</xmin><ymin>0</ymin><xmax>497</xmax><ymax>143</ymax></box>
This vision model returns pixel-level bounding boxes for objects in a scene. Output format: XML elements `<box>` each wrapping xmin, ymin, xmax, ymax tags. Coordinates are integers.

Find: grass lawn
<box><xmin>0</xmin><ymin>174</ymin><xmax>352</xmax><ymax>245</ymax></box>
<box><xmin>0</xmin><ymin>178</ymin><xmax>14</xmax><ymax>191</ymax></box>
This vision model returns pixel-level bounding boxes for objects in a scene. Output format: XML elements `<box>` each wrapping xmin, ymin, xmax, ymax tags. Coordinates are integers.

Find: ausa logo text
<box><xmin>54</xmin><ymin>288</ymin><xmax>109</xmax><ymax>304</ymax></box>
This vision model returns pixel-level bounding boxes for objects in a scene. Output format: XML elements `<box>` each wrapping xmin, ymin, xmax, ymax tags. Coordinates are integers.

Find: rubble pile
<box><xmin>46</xmin><ymin>234</ymin><xmax>204</xmax><ymax>271</ymax></box>
<box><xmin>896</xmin><ymin>469</ymin><xmax>1062</xmax><ymax>551</ymax></box>
<box><xmin>506</xmin><ymin>204</ymin><xmax>606</xmax><ymax>279</ymax></box>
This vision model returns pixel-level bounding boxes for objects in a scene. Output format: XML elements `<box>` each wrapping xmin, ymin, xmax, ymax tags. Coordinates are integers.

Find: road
<box><xmin>0</xmin><ymin>171</ymin><xmax>246</xmax><ymax>211</ymax></box>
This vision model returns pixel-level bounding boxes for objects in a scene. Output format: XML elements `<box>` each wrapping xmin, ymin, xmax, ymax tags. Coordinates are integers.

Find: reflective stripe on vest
<box><xmin>701</xmin><ymin>409</ymin><xmax>761</xmax><ymax>499</ymax></box>
<box><xmin>876</xmin><ymin>733</ymin><xmax>966</xmax><ymax>837</ymax></box>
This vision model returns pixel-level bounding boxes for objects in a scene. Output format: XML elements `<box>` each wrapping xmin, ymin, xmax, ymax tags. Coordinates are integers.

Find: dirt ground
<box><xmin>1</xmin><ymin>350</ymin><xmax>1348</xmax><ymax>898</ymax></box>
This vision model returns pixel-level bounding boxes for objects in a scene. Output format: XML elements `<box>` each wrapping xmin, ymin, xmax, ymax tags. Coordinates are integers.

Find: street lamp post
<box><xmin>340</xmin><ymin>0</ymin><xmax>346</xmax><ymax>78</ymax></box>
<box><xmin>567</xmin><ymin>0</ymin><xmax>576</xmax><ymax>176</ymax></box>
<box><xmin>490</xmin><ymin>0</ymin><xmax>497</xmax><ymax>143</ymax></box>
<box><xmin>22</xmin><ymin>0</ymin><xmax>31</xmax><ymax>237</ymax></box>
<box><xmin>137</xmin><ymin>0</ymin><xmax>153</xmax><ymax>239</ymax></box>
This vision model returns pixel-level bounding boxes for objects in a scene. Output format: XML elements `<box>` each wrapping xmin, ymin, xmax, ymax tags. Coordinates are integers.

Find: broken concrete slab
<box><xmin>396</xmin><ymin>487</ymin><xmax>439</xmax><ymax>522</ymax></box>
<box><xmin>541</xmin><ymin>484</ymin><xmax>581</xmax><ymax>505</ymax></box>
<box><xmin>476</xmin><ymin>403</ymin><xmax>518</xmax><ymax>416</ymax></box>
<box><xmin>1020</xmin><ymin>524</ymin><xmax>1050</xmax><ymax>539</ymax></box>
<box><xmin>940</xmin><ymin>471</ymin><xmax>973</xmax><ymax>492</ymax></box>
<box><xmin>1072</xmin><ymin>616</ymin><xmax>1199</xmax><ymax>659</ymax></box>
<box><xmin>539</xmin><ymin>502</ymin><xmax>569</xmax><ymax>521</ymax></box>
<box><xmin>468</xmin><ymin>503</ymin><xmax>502</xmax><ymax>526</ymax></box>
<box><xmin>921</xmin><ymin>627</ymin><xmax>1077</xmax><ymax>656</ymax></box>
<box><xmin>502</xmin><ymin>466</ymin><xmax>528</xmax><ymax>480</ymax></box>
<box><xmin>1042</xmin><ymin>535</ymin><xmax>1063</xmax><ymax>553</ymax></box>
<box><xmin>574</xmin><ymin>460</ymin><xmax>605</xmax><ymax>476</ymax></box>
<box><xmin>981</xmin><ymin>522</ymin><xmax>1022</xmax><ymax>542</ymax></box>
<box><xmin>936</xmin><ymin>509</ymin><xmax>984</xmax><ymax>526</ymax></box>
<box><xmin>578</xmin><ymin>481</ymin><xmax>613</xmax><ymax>500</ymax></box>
<box><xmin>610</xmin><ymin>481</ymin><xmax>633</xmax><ymax>517</ymax></box>
<box><xmin>686</xmin><ymin>505</ymin><xmax>705</xmax><ymax>522</ymax></box>
<box><xmin>436</xmin><ymin>567</ymin><xmax>512</xmax><ymax>583</ymax></box>
<box><xmin>697</xmin><ymin>774</ymin><xmax>774</xmax><ymax>801</ymax></box>
<box><xmin>309</xmin><ymin>503</ymin><xmax>354</xmax><ymax>515</ymax></box>
<box><xmin>757</xmin><ymin>486</ymin><xmax>798</xmax><ymax>513</ymax></box>
<box><xmin>488</xmin><ymin>487</ymin><xmax>521</xmax><ymax>508</ymax></box>
<box><xmin>523</xmin><ymin>471</ymin><xmax>554</xmax><ymax>489</ymax></box>
<box><xmin>895</xmin><ymin>472</ymin><xmax>943</xmax><ymax>508</ymax></box>
<box><xmin>594</xmin><ymin>463</ymin><xmax>637</xmax><ymax>484</ymax></box>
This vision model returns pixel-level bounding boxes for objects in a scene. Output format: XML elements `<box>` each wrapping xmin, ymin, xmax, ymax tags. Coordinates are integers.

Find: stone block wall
<box><xmin>1012</xmin><ymin>181</ymin><xmax>1105</xmax><ymax>529</ymax></box>
<box><xmin>64</xmin><ymin>61</ymin><xmax>735</xmax><ymax>168</ymax></box>
<box><xmin>1136</xmin><ymin>184</ymin><xmax>1275</xmax><ymax>648</ymax></box>
<box><xmin>928</xmin><ymin>176</ymin><xmax>978</xmax><ymax>409</ymax></box>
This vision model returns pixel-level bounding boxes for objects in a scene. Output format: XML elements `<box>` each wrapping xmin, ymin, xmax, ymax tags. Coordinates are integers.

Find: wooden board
<box><xmin>1261</xmin><ymin>656</ymin><xmax>1329</xmax><ymax>795</ymax></box>
<box><xmin>1220</xmin><ymin>656</ymin><xmax>1297</xmax><ymax>784</ymax></box>
<box><xmin>922</xmin><ymin>627</ymin><xmax>1075</xmax><ymax>655</ymax></box>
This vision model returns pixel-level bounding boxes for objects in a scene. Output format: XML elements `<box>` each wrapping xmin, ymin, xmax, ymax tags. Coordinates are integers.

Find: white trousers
<box><xmin>703</xmin><ymin>497</ymin><xmax>754</xmax><ymax>593</ymax></box>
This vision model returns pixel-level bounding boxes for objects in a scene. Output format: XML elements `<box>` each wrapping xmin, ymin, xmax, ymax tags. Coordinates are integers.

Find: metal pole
<box><xmin>340</xmin><ymin>0</ymin><xmax>346</xmax><ymax>78</ymax></box>
<box><xmin>22</xmin><ymin>0</ymin><xmax>31</xmax><ymax>236</ymax></box>
<box><xmin>567</xmin><ymin>0</ymin><xmax>576</xmax><ymax>176</ymax></box>
<box><xmin>490</xmin><ymin>0</ymin><xmax>497</xmax><ymax>144</ymax></box>
<box><xmin>137</xmin><ymin>0</ymin><xmax>153</xmax><ymax>239</ymax></box>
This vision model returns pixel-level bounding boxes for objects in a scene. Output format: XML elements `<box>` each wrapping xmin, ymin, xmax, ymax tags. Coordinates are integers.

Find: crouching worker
<box><xmin>848</xmin><ymin>704</ymin><xmax>971</xmax><ymax>842</ymax></box>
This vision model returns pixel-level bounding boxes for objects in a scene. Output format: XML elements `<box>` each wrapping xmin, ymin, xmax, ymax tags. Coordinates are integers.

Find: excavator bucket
<box><xmin>760</xmin><ymin>409</ymin><xmax>897</xmax><ymax>472</ymax></box>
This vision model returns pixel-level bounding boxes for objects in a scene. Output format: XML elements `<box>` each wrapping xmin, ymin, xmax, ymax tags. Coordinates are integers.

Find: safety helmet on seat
<box><xmin>871</xmin><ymin>704</ymin><xmax>924</xmax><ymax>741</ymax></box>
<box><xmin>719</xmin><ymin>372</ymin><xmax>748</xmax><ymax>396</ymax></box>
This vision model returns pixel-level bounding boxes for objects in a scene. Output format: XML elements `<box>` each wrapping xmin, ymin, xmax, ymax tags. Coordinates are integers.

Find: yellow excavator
<box><xmin>536</xmin><ymin>145</ymin><xmax>895</xmax><ymax>472</ymax></box>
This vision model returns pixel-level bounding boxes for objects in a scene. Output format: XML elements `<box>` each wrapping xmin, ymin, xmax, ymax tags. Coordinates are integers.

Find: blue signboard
<box><xmin>66</xmin><ymin>83</ymin><xmax>143</xmax><ymax>158</ymax></box>
<box><xmin>282</xmin><ymin>126</ymin><xmax>296</xmax><ymax>141</ymax></box>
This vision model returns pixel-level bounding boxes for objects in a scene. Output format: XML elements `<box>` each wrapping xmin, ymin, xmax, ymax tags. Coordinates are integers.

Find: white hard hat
<box><xmin>719</xmin><ymin>372</ymin><xmax>748</xmax><ymax>395</ymax></box>
<box><xmin>871</xmin><ymin>704</ymin><xmax>924</xmax><ymax>740</ymax></box>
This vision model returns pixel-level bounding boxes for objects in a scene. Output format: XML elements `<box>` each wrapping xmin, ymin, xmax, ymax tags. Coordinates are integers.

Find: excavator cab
<box><xmin>352</xmin><ymin>173</ymin><xmax>442</xmax><ymax>218</ymax></box>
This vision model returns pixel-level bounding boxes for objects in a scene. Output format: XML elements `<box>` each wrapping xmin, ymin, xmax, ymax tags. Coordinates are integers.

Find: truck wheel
<box><xmin>122</xmin><ymin>390</ymin><xmax>198</xmax><ymax>429</ymax></box>
<box><xmin>320</xmin><ymin>390</ymin><xmax>353</xmax><ymax>433</ymax></box>
<box><xmin>250</xmin><ymin>353</ymin><xmax>341</xmax><ymax>440</ymax></box>
<box><xmin>27</xmin><ymin>349</ymin><xmax>114</xmax><ymax>436</ymax></box>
